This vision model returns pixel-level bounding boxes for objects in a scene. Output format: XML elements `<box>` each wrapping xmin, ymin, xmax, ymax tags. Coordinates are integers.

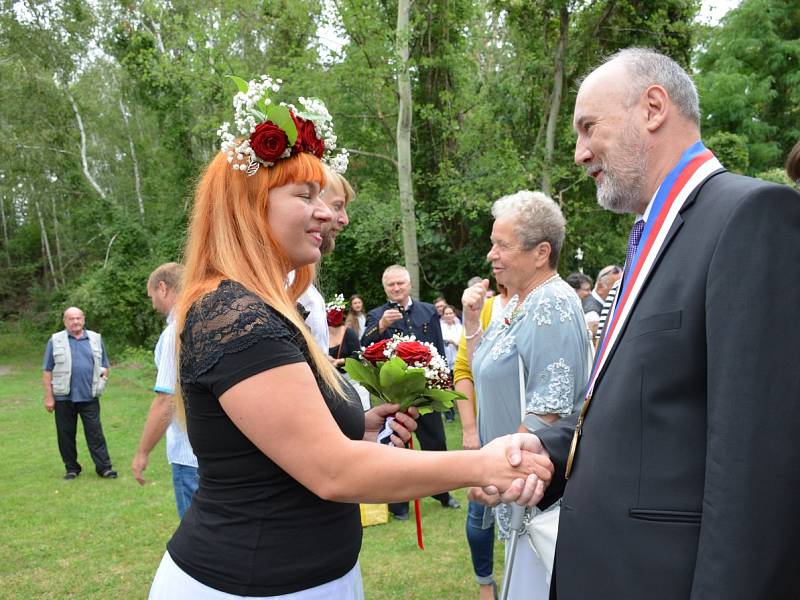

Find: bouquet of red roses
<box><xmin>346</xmin><ymin>334</ymin><xmax>465</xmax><ymax>549</ymax></box>
<box><xmin>345</xmin><ymin>334</ymin><xmax>464</xmax><ymax>415</ymax></box>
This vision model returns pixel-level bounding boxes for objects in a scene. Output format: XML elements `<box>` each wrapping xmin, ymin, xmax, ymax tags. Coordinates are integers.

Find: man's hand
<box><xmin>363</xmin><ymin>403</ymin><xmax>419</xmax><ymax>446</ymax></box>
<box><xmin>483</xmin><ymin>433</ymin><xmax>553</xmax><ymax>507</ymax></box>
<box><xmin>378</xmin><ymin>309</ymin><xmax>403</xmax><ymax>333</ymax></box>
<box><xmin>131</xmin><ymin>451</ymin><xmax>149</xmax><ymax>486</ymax></box>
<box><xmin>44</xmin><ymin>396</ymin><xmax>55</xmax><ymax>413</ymax></box>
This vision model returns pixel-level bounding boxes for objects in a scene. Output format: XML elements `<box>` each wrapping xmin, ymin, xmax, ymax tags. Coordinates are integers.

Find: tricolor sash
<box><xmin>566</xmin><ymin>141</ymin><xmax>723</xmax><ymax>478</ymax></box>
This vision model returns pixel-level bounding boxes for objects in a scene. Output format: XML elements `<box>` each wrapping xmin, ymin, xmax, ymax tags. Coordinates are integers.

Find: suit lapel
<box><xmin>590</xmin><ymin>168</ymin><xmax>727</xmax><ymax>393</ymax></box>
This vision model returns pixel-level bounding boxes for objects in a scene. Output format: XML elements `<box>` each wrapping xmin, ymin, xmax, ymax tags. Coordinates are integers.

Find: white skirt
<box><xmin>149</xmin><ymin>552</ymin><xmax>364</xmax><ymax>600</ymax></box>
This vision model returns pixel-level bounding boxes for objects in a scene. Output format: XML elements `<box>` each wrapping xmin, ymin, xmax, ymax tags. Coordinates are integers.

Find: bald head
<box><xmin>602</xmin><ymin>48</ymin><xmax>699</xmax><ymax>125</ymax></box>
<box><xmin>63</xmin><ymin>307</ymin><xmax>85</xmax><ymax>338</ymax></box>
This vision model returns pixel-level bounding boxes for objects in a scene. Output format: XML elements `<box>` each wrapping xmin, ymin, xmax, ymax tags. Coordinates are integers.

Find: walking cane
<box><xmin>500</xmin><ymin>503</ymin><xmax>528</xmax><ymax>600</ymax></box>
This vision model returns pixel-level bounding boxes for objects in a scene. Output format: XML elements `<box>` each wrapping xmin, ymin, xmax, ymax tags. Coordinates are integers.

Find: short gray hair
<box><xmin>603</xmin><ymin>48</ymin><xmax>700</xmax><ymax>126</ymax></box>
<box><xmin>491</xmin><ymin>190</ymin><xmax>566</xmax><ymax>269</ymax></box>
<box><xmin>382</xmin><ymin>264</ymin><xmax>410</xmax><ymax>285</ymax></box>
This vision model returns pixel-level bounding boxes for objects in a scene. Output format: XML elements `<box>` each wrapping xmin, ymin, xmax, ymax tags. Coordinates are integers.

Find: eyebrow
<box><xmin>574</xmin><ymin>115</ymin><xmax>593</xmax><ymax>132</ymax></box>
<box><xmin>301</xmin><ymin>182</ymin><xmax>319</xmax><ymax>196</ymax></box>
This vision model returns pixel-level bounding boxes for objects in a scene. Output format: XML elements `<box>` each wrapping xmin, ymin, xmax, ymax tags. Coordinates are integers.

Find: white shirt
<box><xmin>298</xmin><ymin>283</ymin><xmax>329</xmax><ymax>352</ymax></box>
<box><xmin>154</xmin><ymin>312</ymin><xmax>197</xmax><ymax>468</ymax></box>
<box><xmin>440</xmin><ymin>320</ymin><xmax>463</xmax><ymax>369</ymax></box>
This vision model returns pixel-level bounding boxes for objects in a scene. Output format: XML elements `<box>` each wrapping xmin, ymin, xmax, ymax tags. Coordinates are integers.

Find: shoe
<box><xmin>99</xmin><ymin>469</ymin><xmax>118</xmax><ymax>479</ymax></box>
<box><xmin>392</xmin><ymin>512</ymin><xmax>410</xmax><ymax>521</ymax></box>
<box><xmin>63</xmin><ymin>472</ymin><xmax>79</xmax><ymax>480</ymax></box>
<box><xmin>441</xmin><ymin>496</ymin><xmax>461</xmax><ymax>509</ymax></box>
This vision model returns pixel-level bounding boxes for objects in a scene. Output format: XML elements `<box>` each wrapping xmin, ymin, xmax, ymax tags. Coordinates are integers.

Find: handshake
<box><xmin>472</xmin><ymin>433</ymin><xmax>554</xmax><ymax>508</ymax></box>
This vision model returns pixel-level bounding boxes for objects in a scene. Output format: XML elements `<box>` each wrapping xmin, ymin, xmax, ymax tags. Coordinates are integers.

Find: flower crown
<box><xmin>325</xmin><ymin>293</ymin><xmax>347</xmax><ymax>313</ymax></box>
<box><xmin>326</xmin><ymin>293</ymin><xmax>347</xmax><ymax>327</ymax></box>
<box><xmin>217</xmin><ymin>75</ymin><xmax>349</xmax><ymax>176</ymax></box>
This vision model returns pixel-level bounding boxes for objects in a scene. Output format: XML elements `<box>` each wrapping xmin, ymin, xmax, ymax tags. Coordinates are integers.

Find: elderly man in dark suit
<box><xmin>490</xmin><ymin>48</ymin><xmax>800</xmax><ymax>599</ymax></box>
<box><xmin>362</xmin><ymin>264</ymin><xmax>461</xmax><ymax>519</ymax></box>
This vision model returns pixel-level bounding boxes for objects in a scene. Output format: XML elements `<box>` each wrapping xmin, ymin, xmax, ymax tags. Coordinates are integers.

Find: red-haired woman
<box><xmin>148</xmin><ymin>76</ymin><xmax>551</xmax><ymax>599</ymax></box>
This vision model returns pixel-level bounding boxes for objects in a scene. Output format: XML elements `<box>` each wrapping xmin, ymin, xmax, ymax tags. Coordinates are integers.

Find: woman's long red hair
<box><xmin>174</xmin><ymin>152</ymin><xmax>341</xmax><ymax>422</ymax></box>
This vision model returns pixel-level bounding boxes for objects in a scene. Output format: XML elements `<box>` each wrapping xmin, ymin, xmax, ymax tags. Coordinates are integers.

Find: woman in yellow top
<box><xmin>454</xmin><ymin>284</ymin><xmax>507</xmax><ymax>600</ymax></box>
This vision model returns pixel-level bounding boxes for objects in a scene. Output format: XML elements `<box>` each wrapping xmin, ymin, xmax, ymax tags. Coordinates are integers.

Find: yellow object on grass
<box><xmin>360</xmin><ymin>503</ymin><xmax>389</xmax><ymax>527</ymax></box>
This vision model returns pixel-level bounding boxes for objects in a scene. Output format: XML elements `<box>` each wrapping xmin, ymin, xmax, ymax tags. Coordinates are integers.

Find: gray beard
<box><xmin>595</xmin><ymin>127</ymin><xmax>648</xmax><ymax>214</ymax></box>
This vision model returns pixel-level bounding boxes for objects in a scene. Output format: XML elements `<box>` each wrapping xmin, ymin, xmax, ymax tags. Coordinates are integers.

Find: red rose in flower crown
<box><xmin>250</xmin><ymin>121</ymin><xmax>289</xmax><ymax>163</ymax></box>
<box><xmin>326</xmin><ymin>308</ymin><xmax>344</xmax><ymax>327</ymax></box>
<box><xmin>394</xmin><ymin>341</ymin><xmax>432</xmax><ymax>367</ymax></box>
<box><xmin>293</xmin><ymin>117</ymin><xmax>325</xmax><ymax>158</ymax></box>
<box><xmin>362</xmin><ymin>338</ymin><xmax>391</xmax><ymax>364</ymax></box>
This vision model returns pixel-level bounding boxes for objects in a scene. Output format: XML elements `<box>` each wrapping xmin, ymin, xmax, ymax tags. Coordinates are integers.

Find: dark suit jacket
<box><xmin>537</xmin><ymin>171</ymin><xmax>800</xmax><ymax>599</ymax></box>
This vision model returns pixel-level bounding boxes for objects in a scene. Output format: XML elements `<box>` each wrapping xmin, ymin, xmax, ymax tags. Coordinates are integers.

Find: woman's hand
<box><xmin>461</xmin><ymin>279</ymin><xmax>489</xmax><ymax>331</ymax></box>
<box><xmin>363</xmin><ymin>404</ymin><xmax>419</xmax><ymax>446</ymax></box>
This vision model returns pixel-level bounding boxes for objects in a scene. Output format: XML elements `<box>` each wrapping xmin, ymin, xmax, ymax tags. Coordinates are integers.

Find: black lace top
<box><xmin>166</xmin><ymin>280</ymin><xmax>364</xmax><ymax>596</ymax></box>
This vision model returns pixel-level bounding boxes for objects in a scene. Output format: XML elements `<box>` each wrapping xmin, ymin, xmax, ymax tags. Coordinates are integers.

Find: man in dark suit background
<box><xmin>362</xmin><ymin>264</ymin><xmax>461</xmax><ymax>519</ymax></box>
<box><xmin>503</xmin><ymin>48</ymin><xmax>800</xmax><ymax>598</ymax></box>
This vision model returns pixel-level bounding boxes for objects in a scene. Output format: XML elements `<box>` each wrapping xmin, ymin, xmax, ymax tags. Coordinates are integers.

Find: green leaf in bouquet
<box><xmin>378</xmin><ymin>358</ymin><xmax>427</xmax><ymax>407</ymax></box>
<box><xmin>420</xmin><ymin>387</ymin><xmax>466</xmax><ymax>404</ymax></box>
<box><xmin>344</xmin><ymin>358</ymin><xmax>382</xmax><ymax>399</ymax></box>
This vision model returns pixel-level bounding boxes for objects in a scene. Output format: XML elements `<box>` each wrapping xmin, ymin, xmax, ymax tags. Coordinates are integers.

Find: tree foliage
<box><xmin>1</xmin><ymin>0</ymin><xmax>792</xmax><ymax>348</ymax></box>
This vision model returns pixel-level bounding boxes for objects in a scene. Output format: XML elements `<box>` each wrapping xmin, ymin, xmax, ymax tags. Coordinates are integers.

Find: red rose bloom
<box><xmin>394</xmin><ymin>341</ymin><xmax>432</xmax><ymax>366</ymax></box>
<box><xmin>249</xmin><ymin>121</ymin><xmax>288</xmax><ymax>163</ymax></box>
<box><xmin>362</xmin><ymin>339</ymin><xmax>391</xmax><ymax>364</ymax></box>
<box><xmin>326</xmin><ymin>308</ymin><xmax>344</xmax><ymax>327</ymax></box>
<box><xmin>292</xmin><ymin>116</ymin><xmax>325</xmax><ymax>158</ymax></box>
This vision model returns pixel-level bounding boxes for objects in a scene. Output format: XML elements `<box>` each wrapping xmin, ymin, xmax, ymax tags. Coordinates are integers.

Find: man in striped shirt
<box><xmin>132</xmin><ymin>262</ymin><xmax>199</xmax><ymax>518</ymax></box>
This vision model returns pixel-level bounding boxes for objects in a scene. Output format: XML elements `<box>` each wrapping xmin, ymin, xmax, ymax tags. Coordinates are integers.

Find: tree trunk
<box><xmin>34</xmin><ymin>199</ymin><xmax>58</xmax><ymax>290</ymax></box>
<box><xmin>0</xmin><ymin>195</ymin><xmax>10</xmax><ymax>267</ymax></box>
<box><xmin>119</xmin><ymin>97</ymin><xmax>145</xmax><ymax>223</ymax></box>
<box><xmin>50</xmin><ymin>195</ymin><xmax>65</xmax><ymax>286</ymax></box>
<box><xmin>542</xmin><ymin>4</ymin><xmax>569</xmax><ymax>196</ymax></box>
<box><xmin>396</xmin><ymin>0</ymin><xmax>420</xmax><ymax>298</ymax></box>
<box><xmin>67</xmin><ymin>90</ymin><xmax>107</xmax><ymax>200</ymax></box>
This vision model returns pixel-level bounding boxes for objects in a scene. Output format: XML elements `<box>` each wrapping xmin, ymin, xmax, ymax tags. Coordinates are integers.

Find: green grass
<box><xmin>0</xmin><ymin>328</ymin><xmax>503</xmax><ymax>599</ymax></box>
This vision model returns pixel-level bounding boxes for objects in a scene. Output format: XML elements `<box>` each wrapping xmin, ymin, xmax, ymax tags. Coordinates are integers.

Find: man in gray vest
<box><xmin>42</xmin><ymin>306</ymin><xmax>116</xmax><ymax>480</ymax></box>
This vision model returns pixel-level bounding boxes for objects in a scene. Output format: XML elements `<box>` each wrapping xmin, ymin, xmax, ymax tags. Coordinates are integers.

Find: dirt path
<box><xmin>0</xmin><ymin>366</ymin><xmax>12</xmax><ymax>376</ymax></box>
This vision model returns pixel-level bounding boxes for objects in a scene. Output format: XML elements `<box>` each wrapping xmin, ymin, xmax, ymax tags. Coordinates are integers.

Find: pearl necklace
<box><xmin>504</xmin><ymin>274</ymin><xmax>561</xmax><ymax>326</ymax></box>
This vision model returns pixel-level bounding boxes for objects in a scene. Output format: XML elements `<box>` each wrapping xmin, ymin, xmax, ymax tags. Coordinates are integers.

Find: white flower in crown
<box><xmin>325</xmin><ymin>293</ymin><xmax>347</xmax><ymax>312</ymax></box>
<box><xmin>217</xmin><ymin>75</ymin><xmax>348</xmax><ymax>176</ymax></box>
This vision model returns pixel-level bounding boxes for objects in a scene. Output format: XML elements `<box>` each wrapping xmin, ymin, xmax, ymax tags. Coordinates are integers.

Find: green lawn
<box><xmin>0</xmin><ymin>328</ymin><xmax>503</xmax><ymax>599</ymax></box>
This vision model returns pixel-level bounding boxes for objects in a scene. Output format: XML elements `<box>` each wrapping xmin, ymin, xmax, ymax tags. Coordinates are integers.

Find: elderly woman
<box><xmin>462</xmin><ymin>190</ymin><xmax>590</xmax><ymax>600</ymax></box>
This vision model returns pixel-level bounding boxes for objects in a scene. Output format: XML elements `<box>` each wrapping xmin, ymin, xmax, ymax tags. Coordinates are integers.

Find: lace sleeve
<box><xmin>180</xmin><ymin>281</ymin><xmax>303</xmax><ymax>383</ymax></box>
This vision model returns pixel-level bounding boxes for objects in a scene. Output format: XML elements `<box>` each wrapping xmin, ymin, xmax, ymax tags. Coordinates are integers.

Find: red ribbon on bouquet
<box><xmin>407</xmin><ymin>434</ymin><xmax>425</xmax><ymax>550</ymax></box>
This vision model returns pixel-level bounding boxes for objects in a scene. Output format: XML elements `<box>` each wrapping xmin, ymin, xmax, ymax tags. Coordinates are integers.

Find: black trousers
<box><xmin>54</xmin><ymin>400</ymin><xmax>113</xmax><ymax>474</ymax></box>
<box><xmin>390</xmin><ymin>411</ymin><xmax>451</xmax><ymax>515</ymax></box>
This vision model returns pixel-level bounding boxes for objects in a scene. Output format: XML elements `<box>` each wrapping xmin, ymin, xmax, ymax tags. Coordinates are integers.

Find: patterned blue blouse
<box><xmin>472</xmin><ymin>277</ymin><xmax>591</xmax><ymax>446</ymax></box>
